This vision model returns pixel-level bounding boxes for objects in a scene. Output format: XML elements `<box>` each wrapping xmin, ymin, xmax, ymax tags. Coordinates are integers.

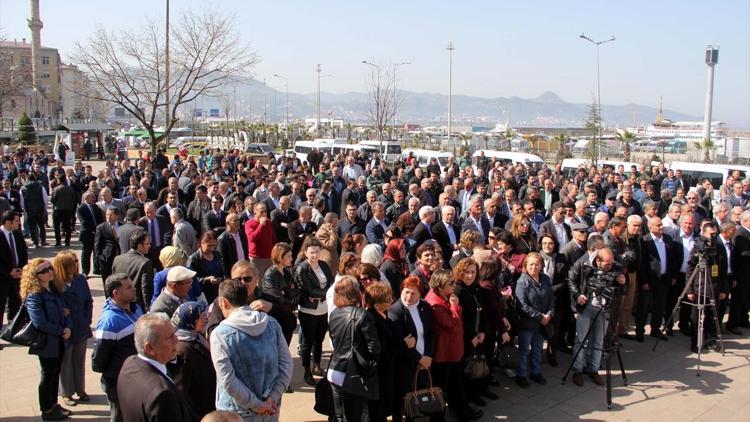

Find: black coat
<box><xmin>269</xmin><ymin>207</ymin><xmax>298</xmax><ymax>243</ymax></box>
<box><xmin>77</xmin><ymin>203</ymin><xmax>104</xmax><ymax>241</ymax></box>
<box><xmin>0</xmin><ymin>229</ymin><xmax>27</xmax><ymax>281</ymax></box>
<box><xmin>387</xmin><ymin>299</ymin><xmax>436</xmax><ymax>369</ymax></box>
<box><xmin>216</xmin><ymin>229</ymin><xmax>248</xmax><ymax>277</ymax></box>
<box><xmin>261</xmin><ymin>266</ymin><xmax>300</xmax><ymax>309</ymax></box>
<box><xmin>432</xmin><ymin>221</ymin><xmax>460</xmax><ymax>265</ymax></box>
<box><xmin>171</xmin><ymin>338</ymin><xmax>216</xmax><ymax>419</ymax></box>
<box><xmin>328</xmin><ymin>306</ymin><xmax>380</xmax><ymax>376</ymax></box>
<box><xmin>94</xmin><ymin>222</ymin><xmax>120</xmax><ymax>275</ymax></box>
<box><xmin>295</xmin><ymin>260</ymin><xmax>334</xmax><ymax>310</ymax></box>
<box><xmin>733</xmin><ymin>227</ymin><xmax>750</xmax><ymax>285</ymax></box>
<box><xmin>117</xmin><ymin>355</ymin><xmax>197</xmax><ymax>422</ymax></box>
<box><xmin>288</xmin><ymin>220</ymin><xmax>318</xmax><ymax>259</ymax></box>
<box><xmin>638</xmin><ymin>233</ymin><xmax>677</xmax><ymax>288</ymax></box>
<box><xmin>201</xmin><ymin>209</ymin><xmax>227</xmax><ymax>236</ymax></box>
<box><xmin>409</xmin><ymin>221</ymin><xmax>435</xmax><ymax>262</ymax></box>
<box><xmin>368</xmin><ymin>307</ymin><xmax>394</xmax><ymax>417</ymax></box>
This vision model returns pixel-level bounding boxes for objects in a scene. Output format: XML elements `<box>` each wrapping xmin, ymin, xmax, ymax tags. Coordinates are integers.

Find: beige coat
<box><xmin>316</xmin><ymin>223</ymin><xmax>339</xmax><ymax>274</ymax></box>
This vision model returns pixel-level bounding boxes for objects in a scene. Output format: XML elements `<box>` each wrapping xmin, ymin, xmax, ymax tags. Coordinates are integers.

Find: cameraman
<box><xmin>568</xmin><ymin>241</ymin><xmax>626</xmax><ymax>386</ymax></box>
<box><xmin>686</xmin><ymin>221</ymin><xmax>728</xmax><ymax>353</ymax></box>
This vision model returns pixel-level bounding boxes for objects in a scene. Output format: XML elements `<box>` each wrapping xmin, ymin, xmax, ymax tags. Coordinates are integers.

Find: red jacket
<box><xmin>425</xmin><ymin>290</ymin><xmax>464</xmax><ymax>363</ymax></box>
<box><xmin>244</xmin><ymin>217</ymin><xmax>276</xmax><ymax>259</ymax></box>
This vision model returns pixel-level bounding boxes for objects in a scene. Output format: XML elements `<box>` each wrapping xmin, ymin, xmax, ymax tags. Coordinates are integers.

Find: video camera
<box><xmin>588</xmin><ymin>269</ymin><xmax>624</xmax><ymax>304</ymax></box>
<box><xmin>693</xmin><ymin>234</ymin><xmax>717</xmax><ymax>260</ymax></box>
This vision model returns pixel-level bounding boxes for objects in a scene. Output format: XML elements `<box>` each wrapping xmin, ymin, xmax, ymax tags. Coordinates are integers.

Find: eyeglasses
<box><xmin>237</xmin><ymin>276</ymin><xmax>255</xmax><ymax>283</ymax></box>
<box><xmin>36</xmin><ymin>267</ymin><xmax>53</xmax><ymax>275</ymax></box>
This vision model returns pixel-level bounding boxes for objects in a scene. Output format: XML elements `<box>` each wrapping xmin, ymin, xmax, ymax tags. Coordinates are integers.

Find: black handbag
<box><xmin>464</xmin><ymin>347</ymin><xmax>490</xmax><ymax>379</ymax></box>
<box><xmin>341</xmin><ymin>308</ymin><xmax>379</xmax><ymax>400</ymax></box>
<box><xmin>0</xmin><ymin>299</ymin><xmax>47</xmax><ymax>349</ymax></box>
<box><xmin>403</xmin><ymin>367</ymin><xmax>445</xmax><ymax>419</ymax></box>
<box><xmin>313</xmin><ymin>376</ymin><xmax>335</xmax><ymax>416</ymax></box>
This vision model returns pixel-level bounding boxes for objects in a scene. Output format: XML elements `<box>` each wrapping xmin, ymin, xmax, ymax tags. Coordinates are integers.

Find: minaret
<box><xmin>27</xmin><ymin>0</ymin><xmax>43</xmax><ymax>114</ymax></box>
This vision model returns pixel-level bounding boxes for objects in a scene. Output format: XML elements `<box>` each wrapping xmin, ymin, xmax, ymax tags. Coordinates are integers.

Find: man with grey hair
<box><xmin>365</xmin><ymin>201</ymin><xmax>389</xmax><ymax>250</ymax></box>
<box><xmin>117</xmin><ymin>313</ymin><xmax>196</xmax><ymax>421</ymax></box>
<box><xmin>410</xmin><ymin>205</ymin><xmax>436</xmax><ymax>262</ymax></box>
<box><xmin>592</xmin><ymin>211</ymin><xmax>609</xmax><ymax>235</ymax></box>
<box><xmin>171</xmin><ymin>207</ymin><xmax>198</xmax><ymax>257</ymax></box>
<box><xmin>357</xmin><ymin>190</ymin><xmax>378</xmax><ymax>222</ymax></box>
<box><xmin>662</xmin><ymin>203</ymin><xmax>681</xmax><ymax>239</ymax></box>
<box><xmin>77</xmin><ymin>190</ymin><xmax>104</xmax><ymax>277</ymax></box>
<box><xmin>433</xmin><ymin>205</ymin><xmax>460</xmax><ymax>263</ymax></box>
<box><xmin>261</xmin><ymin>181</ymin><xmax>283</xmax><ymax>214</ymax></box>
<box><xmin>288</xmin><ymin>205</ymin><xmax>317</xmax><ymax>260</ymax></box>
<box><xmin>713</xmin><ymin>202</ymin><xmax>731</xmax><ymax>226</ymax></box>
<box><xmin>462</xmin><ymin>195</ymin><xmax>490</xmax><ymax>244</ymax></box>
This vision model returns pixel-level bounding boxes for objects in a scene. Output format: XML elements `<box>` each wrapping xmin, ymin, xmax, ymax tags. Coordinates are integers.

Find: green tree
<box><xmin>553</xmin><ymin>133</ymin><xmax>569</xmax><ymax>161</ymax></box>
<box><xmin>695</xmin><ymin>138</ymin><xmax>717</xmax><ymax>163</ymax></box>
<box><xmin>459</xmin><ymin>133</ymin><xmax>473</xmax><ymax>151</ymax></box>
<box><xmin>18</xmin><ymin>112</ymin><xmax>37</xmax><ymax>144</ymax></box>
<box><xmin>345</xmin><ymin>123</ymin><xmax>354</xmax><ymax>143</ymax></box>
<box><xmin>584</xmin><ymin>99</ymin><xmax>602</xmax><ymax>165</ymax></box>
<box><xmin>615</xmin><ymin>129</ymin><xmax>636</xmax><ymax>162</ymax></box>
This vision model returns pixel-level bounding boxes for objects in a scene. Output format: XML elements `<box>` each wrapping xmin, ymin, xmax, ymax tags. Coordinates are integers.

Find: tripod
<box><xmin>562</xmin><ymin>295</ymin><xmax>628</xmax><ymax>409</ymax></box>
<box><xmin>652</xmin><ymin>255</ymin><xmax>724</xmax><ymax>376</ymax></box>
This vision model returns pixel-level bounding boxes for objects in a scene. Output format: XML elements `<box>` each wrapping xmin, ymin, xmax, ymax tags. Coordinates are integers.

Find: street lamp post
<box><xmin>274</xmin><ymin>73</ymin><xmax>289</xmax><ymax>147</ymax></box>
<box><xmin>447</xmin><ymin>42</ymin><xmax>454</xmax><ymax>148</ymax></box>
<box><xmin>579</xmin><ymin>33</ymin><xmax>615</xmax><ymax>160</ymax></box>
<box><xmin>393</xmin><ymin>61</ymin><xmax>411</xmax><ymax>138</ymax></box>
<box><xmin>316</xmin><ymin>64</ymin><xmax>321</xmax><ymax>137</ymax></box>
<box><xmin>362</xmin><ymin>60</ymin><xmax>383</xmax><ymax>152</ymax></box>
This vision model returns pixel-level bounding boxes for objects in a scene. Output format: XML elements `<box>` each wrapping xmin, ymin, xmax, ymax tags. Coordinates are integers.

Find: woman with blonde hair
<box><xmin>53</xmin><ymin>252</ymin><xmax>93</xmax><ymax>407</ymax></box>
<box><xmin>22</xmin><ymin>258</ymin><xmax>73</xmax><ymax>420</ymax></box>
<box><xmin>510</xmin><ymin>214</ymin><xmax>538</xmax><ymax>255</ymax></box>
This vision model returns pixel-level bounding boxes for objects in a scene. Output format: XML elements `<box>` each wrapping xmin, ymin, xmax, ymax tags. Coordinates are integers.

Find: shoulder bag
<box><xmin>0</xmin><ymin>298</ymin><xmax>47</xmax><ymax>349</ymax></box>
<box><xmin>313</xmin><ymin>358</ymin><xmax>334</xmax><ymax>416</ymax></box>
<box><xmin>341</xmin><ymin>308</ymin><xmax>379</xmax><ymax>400</ymax></box>
<box><xmin>464</xmin><ymin>346</ymin><xmax>490</xmax><ymax>379</ymax></box>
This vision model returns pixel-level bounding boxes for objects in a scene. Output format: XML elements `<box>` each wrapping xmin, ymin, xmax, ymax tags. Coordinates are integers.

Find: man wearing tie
<box><xmin>0</xmin><ymin>211</ymin><xmax>27</xmax><ymax>340</ymax></box>
<box><xmin>432</xmin><ymin>205</ymin><xmax>460</xmax><ymax>265</ymax></box>
<box><xmin>217</xmin><ymin>213</ymin><xmax>248</xmax><ymax>277</ymax></box>
<box><xmin>365</xmin><ymin>202</ymin><xmax>389</xmax><ymax>251</ymax></box>
<box><xmin>202</xmin><ymin>195</ymin><xmax>228</xmax><ymax>236</ymax></box>
<box><xmin>139</xmin><ymin>202</ymin><xmax>170</xmax><ymax>271</ymax></box>
<box><xmin>94</xmin><ymin>207</ymin><xmax>122</xmax><ymax>294</ymax></box>
<box><xmin>77</xmin><ymin>191</ymin><xmax>104</xmax><ymax>277</ymax></box>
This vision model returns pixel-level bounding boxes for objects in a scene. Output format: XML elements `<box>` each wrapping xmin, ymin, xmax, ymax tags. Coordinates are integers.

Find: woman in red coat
<box><xmin>425</xmin><ymin>270</ymin><xmax>483</xmax><ymax>421</ymax></box>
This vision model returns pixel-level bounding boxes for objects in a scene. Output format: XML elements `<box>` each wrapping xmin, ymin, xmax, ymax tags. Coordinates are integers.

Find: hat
<box><xmin>584</xmin><ymin>182</ymin><xmax>594</xmax><ymax>188</ymax></box>
<box><xmin>571</xmin><ymin>223</ymin><xmax>589</xmax><ymax>232</ymax></box>
<box><xmin>171</xmin><ymin>301</ymin><xmax>207</xmax><ymax>331</ymax></box>
<box><xmin>606</xmin><ymin>192</ymin><xmax>617</xmax><ymax>200</ymax></box>
<box><xmin>167</xmin><ymin>265</ymin><xmax>197</xmax><ymax>282</ymax></box>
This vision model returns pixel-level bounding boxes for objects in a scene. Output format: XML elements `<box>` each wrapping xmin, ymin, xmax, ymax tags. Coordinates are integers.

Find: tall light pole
<box><xmin>164</xmin><ymin>0</ymin><xmax>170</xmax><ymax>137</ymax></box>
<box><xmin>316</xmin><ymin>64</ymin><xmax>321</xmax><ymax>137</ymax></box>
<box><xmin>579</xmin><ymin>33</ymin><xmax>615</xmax><ymax>160</ymax></box>
<box><xmin>393</xmin><ymin>61</ymin><xmax>411</xmax><ymax>138</ymax></box>
<box><xmin>362</xmin><ymin>60</ymin><xmax>383</xmax><ymax>150</ymax></box>
<box><xmin>447</xmin><ymin>42</ymin><xmax>454</xmax><ymax>147</ymax></box>
<box><xmin>274</xmin><ymin>73</ymin><xmax>289</xmax><ymax>147</ymax></box>
<box><xmin>702</xmin><ymin>45</ymin><xmax>719</xmax><ymax>144</ymax></box>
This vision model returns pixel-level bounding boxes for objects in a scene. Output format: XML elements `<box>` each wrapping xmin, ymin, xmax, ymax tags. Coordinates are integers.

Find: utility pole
<box><xmin>447</xmin><ymin>41</ymin><xmax>454</xmax><ymax>148</ymax></box>
<box><xmin>274</xmin><ymin>74</ymin><xmax>289</xmax><ymax>148</ymax></box>
<box><xmin>316</xmin><ymin>64</ymin><xmax>321</xmax><ymax>138</ymax></box>
<box><xmin>164</xmin><ymin>0</ymin><xmax>170</xmax><ymax>140</ymax></box>
<box><xmin>394</xmin><ymin>61</ymin><xmax>411</xmax><ymax>138</ymax></box>
<box><xmin>580</xmin><ymin>34</ymin><xmax>615</xmax><ymax>161</ymax></box>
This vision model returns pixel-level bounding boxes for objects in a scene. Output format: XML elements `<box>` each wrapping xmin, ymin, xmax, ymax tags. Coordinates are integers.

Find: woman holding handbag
<box><xmin>22</xmin><ymin>258</ymin><xmax>72</xmax><ymax>421</ymax></box>
<box><xmin>424</xmin><ymin>269</ymin><xmax>482</xmax><ymax>421</ymax></box>
<box><xmin>327</xmin><ymin>276</ymin><xmax>381</xmax><ymax>422</ymax></box>
<box><xmin>262</xmin><ymin>242</ymin><xmax>300</xmax><ymax>345</ymax></box>
<box><xmin>53</xmin><ymin>251</ymin><xmax>93</xmax><ymax>407</ymax></box>
<box><xmin>514</xmin><ymin>252</ymin><xmax>554</xmax><ymax>388</ymax></box>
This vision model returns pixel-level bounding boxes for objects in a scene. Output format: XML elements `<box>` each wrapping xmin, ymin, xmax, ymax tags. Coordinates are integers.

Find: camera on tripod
<box><xmin>588</xmin><ymin>269</ymin><xmax>623</xmax><ymax>304</ymax></box>
<box><xmin>693</xmin><ymin>234</ymin><xmax>717</xmax><ymax>260</ymax></box>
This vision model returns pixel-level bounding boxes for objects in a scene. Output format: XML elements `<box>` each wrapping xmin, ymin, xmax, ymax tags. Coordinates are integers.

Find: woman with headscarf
<box><xmin>152</xmin><ymin>245</ymin><xmax>204</xmax><ymax>305</ymax></box>
<box><xmin>380</xmin><ymin>238</ymin><xmax>408</xmax><ymax>296</ymax></box>
<box><xmin>53</xmin><ymin>251</ymin><xmax>93</xmax><ymax>407</ymax></box>
<box><xmin>170</xmin><ymin>301</ymin><xmax>216</xmax><ymax>419</ymax></box>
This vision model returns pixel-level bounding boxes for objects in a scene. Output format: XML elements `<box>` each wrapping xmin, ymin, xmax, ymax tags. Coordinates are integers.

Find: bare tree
<box><xmin>0</xmin><ymin>39</ymin><xmax>27</xmax><ymax>122</ymax></box>
<box><xmin>365</xmin><ymin>64</ymin><xmax>398</xmax><ymax>151</ymax></box>
<box><xmin>73</xmin><ymin>8</ymin><xmax>258</xmax><ymax>154</ymax></box>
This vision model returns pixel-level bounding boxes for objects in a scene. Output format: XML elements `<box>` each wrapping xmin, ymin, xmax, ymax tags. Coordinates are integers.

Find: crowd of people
<box><xmin>0</xmin><ymin>145</ymin><xmax>749</xmax><ymax>421</ymax></box>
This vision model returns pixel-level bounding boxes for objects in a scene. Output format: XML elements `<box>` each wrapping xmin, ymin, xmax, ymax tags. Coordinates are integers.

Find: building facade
<box><xmin>0</xmin><ymin>39</ymin><xmax>62</xmax><ymax>119</ymax></box>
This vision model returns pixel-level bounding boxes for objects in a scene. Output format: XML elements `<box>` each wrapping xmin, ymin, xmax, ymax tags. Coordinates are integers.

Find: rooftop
<box><xmin>0</xmin><ymin>40</ymin><xmax>58</xmax><ymax>50</ymax></box>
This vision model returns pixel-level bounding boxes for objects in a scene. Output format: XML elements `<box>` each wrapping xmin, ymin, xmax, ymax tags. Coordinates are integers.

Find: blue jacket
<box><xmin>210</xmin><ymin>307</ymin><xmax>292</xmax><ymax>419</ymax></box>
<box><xmin>92</xmin><ymin>299</ymin><xmax>143</xmax><ymax>384</ymax></box>
<box><xmin>515</xmin><ymin>272</ymin><xmax>554</xmax><ymax>332</ymax></box>
<box><xmin>61</xmin><ymin>274</ymin><xmax>93</xmax><ymax>342</ymax></box>
<box><xmin>26</xmin><ymin>288</ymin><xmax>70</xmax><ymax>358</ymax></box>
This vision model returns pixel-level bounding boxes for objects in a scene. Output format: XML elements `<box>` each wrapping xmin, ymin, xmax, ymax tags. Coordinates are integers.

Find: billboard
<box><xmin>210</xmin><ymin>109</ymin><xmax>220</xmax><ymax>117</ymax></box>
<box><xmin>194</xmin><ymin>109</ymin><xmax>203</xmax><ymax>117</ymax></box>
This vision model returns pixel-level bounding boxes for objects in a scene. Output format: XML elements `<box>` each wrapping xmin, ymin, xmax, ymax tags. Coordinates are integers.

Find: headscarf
<box><xmin>383</xmin><ymin>238</ymin><xmax>408</xmax><ymax>276</ymax></box>
<box><xmin>171</xmin><ymin>301</ymin><xmax>208</xmax><ymax>347</ymax></box>
<box><xmin>160</xmin><ymin>246</ymin><xmax>185</xmax><ymax>269</ymax></box>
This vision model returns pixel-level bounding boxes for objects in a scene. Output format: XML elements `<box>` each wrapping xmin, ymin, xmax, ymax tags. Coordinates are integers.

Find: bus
<box><xmin>359</xmin><ymin>140</ymin><xmax>402</xmax><ymax>162</ymax></box>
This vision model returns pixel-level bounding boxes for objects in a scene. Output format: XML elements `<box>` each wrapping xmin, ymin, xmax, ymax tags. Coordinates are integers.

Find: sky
<box><xmin>1</xmin><ymin>0</ymin><xmax>749</xmax><ymax>127</ymax></box>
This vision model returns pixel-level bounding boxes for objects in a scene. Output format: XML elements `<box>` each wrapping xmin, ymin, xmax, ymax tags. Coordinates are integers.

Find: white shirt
<box><xmin>231</xmin><ymin>231</ymin><xmax>245</xmax><ymax>260</ymax></box>
<box><xmin>553</xmin><ymin>220</ymin><xmax>568</xmax><ymax>246</ymax></box>
<box><xmin>652</xmin><ymin>234</ymin><xmax>668</xmax><ymax>275</ymax></box>
<box><xmin>405</xmin><ymin>301</ymin><xmax>425</xmax><ymax>355</ymax></box>
<box><xmin>679</xmin><ymin>232</ymin><xmax>694</xmax><ymax>273</ymax></box>
<box><xmin>1</xmin><ymin>226</ymin><xmax>16</xmax><ymax>266</ymax></box>
<box><xmin>444</xmin><ymin>221</ymin><xmax>457</xmax><ymax>245</ymax></box>
<box><xmin>137</xmin><ymin>354</ymin><xmax>172</xmax><ymax>382</ymax></box>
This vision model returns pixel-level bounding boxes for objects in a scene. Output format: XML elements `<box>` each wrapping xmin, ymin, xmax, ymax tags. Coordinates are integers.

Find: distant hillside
<box><xmin>204</xmin><ymin>80</ymin><xmax>700</xmax><ymax>128</ymax></box>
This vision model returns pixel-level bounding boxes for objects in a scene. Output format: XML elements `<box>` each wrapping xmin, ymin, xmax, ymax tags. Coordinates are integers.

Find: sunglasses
<box><xmin>36</xmin><ymin>267</ymin><xmax>53</xmax><ymax>275</ymax></box>
<box><xmin>237</xmin><ymin>276</ymin><xmax>255</xmax><ymax>283</ymax></box>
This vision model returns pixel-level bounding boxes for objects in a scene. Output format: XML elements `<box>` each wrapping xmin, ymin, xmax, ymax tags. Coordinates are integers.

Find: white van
<box><xmin>401</xmin><ymin>149</ymin><xmax>453</xmax><ymax>175</ymax></box>
<box><xmin>561</xmin><ymin>159</ymin><xmax>639</xmax><ymax>179</ymax></box>
<box><xmin>472</xmin><ymin>150</ymin><xmax>544</xmax><ymax>170</ymax></box>
<box><xmin>292</xmin><ymin>139</ymin><xmax>348</xmax><ymax>163</ymax></box>
<box><xmin>359</xmin><ymin>140</ymin><xmax>402</xmax><ymax>162</ymax></box>
<box><xmin>669</xmin><ymin>161</ymin><xmax>750</xmax><ymax>208</ymax></box>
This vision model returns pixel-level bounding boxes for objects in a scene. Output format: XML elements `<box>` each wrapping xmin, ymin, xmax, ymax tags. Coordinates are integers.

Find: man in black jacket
<box><xmin>77</xmin><ymin>191</ymin><xmax>104</xmax><ymax>276</ymax></box>
<box><xmin>216</xmin><ymin>213</ymin><xmax>248</xmax><ymax>277</ymax></box>
<box><xmin>20</xmin><ymin>173</ymin><xmax>47</xmax><ymax>247</ymax></box>
<box><xmin>0</xmin><ymin>211</ymin><xmax>27</xmax><ymax>335</ymax></box>
<box><xmin>288</xmin><ymin>205</ymin><xmax>318</xmax><ymax>260</ymax></box>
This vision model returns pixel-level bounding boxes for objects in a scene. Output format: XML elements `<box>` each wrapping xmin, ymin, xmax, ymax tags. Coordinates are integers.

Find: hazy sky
<box><xmin>1</xmin><ymin>0</ymin><xmax>748</xmax><ymax>126</ymax></box>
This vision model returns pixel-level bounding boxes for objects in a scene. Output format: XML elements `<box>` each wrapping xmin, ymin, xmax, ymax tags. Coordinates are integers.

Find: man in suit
<box><xmin>409</xmin><ymin>206</ymin><xmax>437</xmax><ymax>263</ymax></box>
<box><xmin>457</xmin><ymin>178</ymin><xmax>475</xmax><ymax>215</ymax></box>
<box><xmin>217</xmin><ymin>213</ymin><xmax>248</xmax><ymax>276</ymax></box>
<box><xmin>127</xmin><ymin>188</ymin><xmax>148</xmax><ymax>219</ymax></box>
<box><xmin>138</xmin><ymin>201</ymin><xmax>171</xmax><ymax>271</ymax></box>
<box><xmin>77</xmin><ymin>191</ymin><xmax>104</xmax><ymax>277</ymax></box>
<box><xmin>1</xmin><ymin>178</ymin><xmax>22</xmax><ymax>212</ymax></box>
<box><xmin>118</xmin><ymin>209</ymin><xmax>145</xmax><ymax>256</ymax></box>
<box><xmin>635</xmin><ymin>216</ymin><xmax>676</xmax><ymax>342</ymax></box>
<box><xmin>538</xmin><ymin>202</ymin><xmax>572</xmax><ymax>252</ymax></box>
<box><xmin>269</xmin><ymin>196</ymin><xmax>297</xmax><ymax>244</ymax></box>
<box><xmin>559</xmin><ymin>223</ymin><xmax>589</xmax><ymax>267</ymax></box>
<box><xmin>728</xmin><ymin>210</ymin><xmax>750</xmax><ymax>332</ymax></box>
<box><xmin>432</xmin><ymin>205</ymin><xmax>460</xmax><ymax>265</ymax></box>
<box><xmin>150</xmin><ymin>266</ymin><xmax>195</xmax><ymax>317</ymax></box>
<box><xmin>112</xmin><ymin>230</ymin><xmax>154</xmax><ymax>312</ymax></box>
<box><xmin>261</xmin><ymin>182</ymin><xmax>283</xmax><ymax>215</ymax></box>
<box><xmin>157</xmin><ymin>191</ymin><xmax>187</xmax><ymax>221</ymax></box>
<box><xmin>484</xmin><ymin>197</ymin><xmax>509</xmax><ymax>230</ymax></box>
<box><xmin>97</xmin><ymin>187</ymin><xmax>126</xmax><ymax>223</ymax></box>
<box><xmin>171</xmin><ymin>208</ymin><xmax>199</xmax><ymax>258</ymax></box>
<box><xmin>365</xmin><ymin>202</ymin><xmax>389</xmax><ymax>251</ymax></box>
<box><xmin>288</xmin><ymin>205</ymin><xmax>318</xmax><ymax>260</ymax></box>
<box><xmin>117</xmin><ymin>313</ymin><xmax>197</xmax><ymax>422</ymax></box>
<box><xmin>540</xmin><ymin>179</ymin><xmax>560</xmax><ymax>218</ymax></box>
<box><xmin>155</xmin><ymin>176</ymin><xmax>187</xmax><ymax>207</ymax></box>
<box><xmin>461</xmin><ymin>196</ymin><xmax>491</xmax><ymax>244</ymax></box>
<box><xmin>0</xmin><ymin>210</ymin><xmax>27</xmax><ymax>335</ymax></box>
<box><xmin>94</xmin><ymin>207</ymin><xmax>122</xmax><ymax>293</ymax></box>
<box><xmin>202</xmin><ymin>195</ymin><xmax>228</xmax><ymax>236</ymax></box>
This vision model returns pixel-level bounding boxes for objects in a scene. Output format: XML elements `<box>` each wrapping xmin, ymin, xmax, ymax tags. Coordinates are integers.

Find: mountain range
<box><xmin>202</xmin><ymin>79</ymin><xmax>701</xmax><ymax>128</ymax></box>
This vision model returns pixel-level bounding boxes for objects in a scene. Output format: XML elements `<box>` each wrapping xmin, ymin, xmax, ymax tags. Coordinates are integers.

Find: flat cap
<box><xmin>571</xmin><ymin>223</ymin><xmax>589</xmax><ymax>232</ymax></box>
<box><xmin>167</xmin><ymin>265</ymin><xmax>197</xmax><ymax>282</ymax></box>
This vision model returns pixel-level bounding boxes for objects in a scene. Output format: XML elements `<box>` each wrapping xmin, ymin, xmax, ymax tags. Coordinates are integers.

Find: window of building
<box><xmin>21</xmin><ymin>56</ymin><xmax>30</xmax><ymax>65</ymax></box>
<box><xmin>41</xmin><ymin>56</ymin><xmax>49</xmax><ymax>65</ymax></box>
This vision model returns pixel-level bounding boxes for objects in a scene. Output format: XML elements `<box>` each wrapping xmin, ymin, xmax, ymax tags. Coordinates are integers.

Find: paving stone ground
<box><xmin>1</xmin><ymin>159</ymin><xmax>749</xmax><ymax>421</ymax></box>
